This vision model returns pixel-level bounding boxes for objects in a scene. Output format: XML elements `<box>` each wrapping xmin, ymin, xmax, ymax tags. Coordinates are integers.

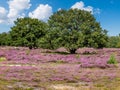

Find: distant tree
<box><xmin>10</xmin><ymin>17</ymin><xmax>47</xmax><ymax>49</ymax></box>
<box><xmin>119</xmin><ymin>33</ymin><xmax>120</xmax><ymax>37</ymax></box>
<box><xmin>47</xmin><ymin>9</ymin><xmax>108</xmax><ymax>53</ymax></box>
<box><xmin>107</xmin><ymin>35</ymin><xmax>120</xmax><ymax>48</ymax></box>
<box><xmin>0</xmin><ymin>32</ymin><xmax>11</xmax><ymax>46</ymax></box>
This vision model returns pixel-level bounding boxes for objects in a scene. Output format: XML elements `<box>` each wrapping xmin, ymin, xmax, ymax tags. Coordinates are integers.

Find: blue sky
<box><xmin>0</xmin><ymin>0</ymin><xmax>120</xmax><ymax>36</ymax></box>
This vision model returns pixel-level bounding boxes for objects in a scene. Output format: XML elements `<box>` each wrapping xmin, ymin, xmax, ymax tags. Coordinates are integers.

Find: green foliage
<box><xmin>107</xmin><ymin>54</ymin><xmax>118</xmax><ymax>64</ymax></box>
<box><xmin>116</xmin><ymin>42</ymin><xmax>120</xmax><ymax>48</ymax></box>
<box><xmin>107</xmin><ymin>36</ymin><xmax>120</xmax><ymax>48</ymax></box>
<box><xmin>0</xmin><ymin>9</ymin><xmax>108</xmax><ymax>53</ymax></box>
<box><xmin>47</xmin><ymin>9</ymin><xmax>108</xmax><ymax>53</ymax></box>
<box><xmin>10</xmin><ymin>17</ymin><xmax>47</xmax><ymax>49</ymax></box>
<box><xmin>38</xmin><ymin>29</ymin><xmax>62</xmax><ymax>49</ymax></box>
<box><xmin>0</xmin><ymin>32</ymin><xmax>11</xmax><ymax>46</ymax></box>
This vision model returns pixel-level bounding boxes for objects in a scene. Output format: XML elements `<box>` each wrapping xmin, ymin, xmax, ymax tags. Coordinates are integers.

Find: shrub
<box><xmin>107</xmin><ymin>54</ymin><xmax>118</xmax><ymax>64</ymax></box>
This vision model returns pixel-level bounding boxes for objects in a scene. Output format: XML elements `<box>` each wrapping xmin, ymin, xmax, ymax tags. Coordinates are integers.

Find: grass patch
<box><xmin>0</xmin><ymin>57</ymin><xmax>6</xmax><ymax>62</ymax></box>
<box><xmin>13</xmin><ymin>87</ymin><xmax>34</xmax><ymax>90</ymax></box>
<box><xmin>0</xmin><ymin>79</ymin><xmax>9</xmax><ymax>85</ymax></box>
<box><xmin>115</xmin><ymin>78</ymin><xmax>120</xmax><ymax>81</ymax></box>
<box><xmin>94</xmin><ymin>84</ymin><xmax>105</xmax><ymax>87</ymax></box>
<box><xmin>75</xmin><ymin>54</ymin><xmax>80</xmax><ymax>59</ymax></box>
<box><xmin>49</xmin><ymin>60</ymin><xmax>68</xmax><ymax>64</ymax></box>
<box><xmin>26</xmin><ymin>50</ymin><xmax>31</xmax><ymax>55</ymax></box>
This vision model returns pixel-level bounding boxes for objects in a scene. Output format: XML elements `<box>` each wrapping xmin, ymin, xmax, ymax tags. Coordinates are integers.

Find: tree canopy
<box><xmin>0</xmin><ymin>32</ymin><xmax>11</xmax><ymax>46</ymax></box>
<box><xmin>46</xmin><ymin>9</ymin><xmax>108</xmax><ymax>53</ymax></box>
<box><xmin>10</xmin><ymin>17</ymin><xmax>47</xmax><ymax>49</ymax></box>
<box><xmin>107</xmin><ymin>35</ymin><xmax>120</xmax><ymax>48</ymax></box>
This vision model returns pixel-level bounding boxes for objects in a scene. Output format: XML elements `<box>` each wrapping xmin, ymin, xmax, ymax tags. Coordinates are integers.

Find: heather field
<box><xmin>0</xmin><ymin>47</ymin><xmax>120</xmax><ymax>90</ymax></box>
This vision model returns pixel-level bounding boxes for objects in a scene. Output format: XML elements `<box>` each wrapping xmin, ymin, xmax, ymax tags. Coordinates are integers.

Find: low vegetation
<box><xmin>107</xmin><ymin>54</ymin><xmax>118</xmax><ymax>64</ymax></box>
<box><xmin>0</xmin><ymin>47</ymin><xmax>120</xmax><ymax>89</ymax></box>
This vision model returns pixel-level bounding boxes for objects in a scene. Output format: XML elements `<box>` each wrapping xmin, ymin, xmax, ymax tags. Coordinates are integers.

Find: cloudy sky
<box><xmin>0</xmin><ymin>0</ymin><xmax>120</xmax><ymax>36</ymax></box>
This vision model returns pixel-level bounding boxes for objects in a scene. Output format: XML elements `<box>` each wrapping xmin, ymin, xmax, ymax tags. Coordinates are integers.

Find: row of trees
<box><xmin>107</xmin><ymin>35</ymin><xmax>120</xmax><ymax>48</ymax></box>
<box><xmin>0</xmin><ymin>9</ymin><xmax>108</xmax><ymax>53</ymax></box>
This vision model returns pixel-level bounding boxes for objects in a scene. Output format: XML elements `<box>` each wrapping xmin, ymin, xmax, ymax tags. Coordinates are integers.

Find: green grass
<box><xmin>107</xmin><ymin>54</ymin><xmax>118</xmax><ymax>64</ymax></box>
<box><xmin>0</xmin><ymin>57</ymin><xmax>6</xmax><ymax>62</ymax></box>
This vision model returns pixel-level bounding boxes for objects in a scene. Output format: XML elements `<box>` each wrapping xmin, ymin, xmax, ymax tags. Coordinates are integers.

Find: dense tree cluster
<box><xmin>107</xmin><ymin>35</ymin><xmax>120</xmax><ymax>48</ymax></box>
<box><xmin>0</xmin><ymin>9</ymin><xmax>109</xmax><ymax>53</ymax></box>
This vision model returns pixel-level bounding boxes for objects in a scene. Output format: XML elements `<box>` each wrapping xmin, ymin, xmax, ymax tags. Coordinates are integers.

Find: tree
<box><xmin>0</xmin><ymin>32</ymin><xmax>11</xmax><ymax>46</ymax></box>
<box><xmin>10</xmin><ymin>17</ymin><xmax>47</xmax><ymax>49</ymax></box>
<box><xmin>47</xmin><ymin>9</ymin><xmax>108</xmax><ymax>53</ymax></box>
<box><xmin>107</xmin><ymin>35</ymin><xmax>120</xmax><ymax>48</ymax></box>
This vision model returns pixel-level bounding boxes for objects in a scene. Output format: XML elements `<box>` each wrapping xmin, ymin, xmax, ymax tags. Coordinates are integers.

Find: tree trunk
<box><xmin>69</xmin><ymin>49</ymin><xmax>76</xmax><ymax>54</ymax></box>
<box><xmin>29</xmin><ymin>46</ymin><xmax>33</xmax><ymax>49</ymax></box>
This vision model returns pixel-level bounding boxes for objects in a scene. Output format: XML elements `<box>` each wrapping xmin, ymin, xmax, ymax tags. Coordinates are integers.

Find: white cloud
<box><xmin>58</xmin><ymin>8</ymin><xmax>62</xmax><ymax>11</ymax></box>
<box><xmin>94</xmin><ymin>8</ymin><xmax>101</xmax><ymax>14</ymax></box>
<box><xmin>71</xmin><ymin>1</ymin><xmax>93</xmax><ymax>13</ymax></box>
<box><xmin>29</xmin><ymin>4</ymin><xmax>53</xmax><ymax>21</ymax></box>
<box><xmin>0</xmin><ymin>0</ymin><xmax>100</xmax><ymax>25</ymax></box>
<box><xmin>0</xmin><ymin>7</ymin><xmax>7</xmax><ymax>23</ymax></box>
<box><xmin>7</xmin><ymin>0</ymin><xmax>31</xmax><ymax>23</ymax></box>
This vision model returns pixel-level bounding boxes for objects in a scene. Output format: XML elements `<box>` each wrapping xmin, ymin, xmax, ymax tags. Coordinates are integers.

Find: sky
<box><xmin>0</xmin><ymin>0</ymin><xmax>120</xmax><ymax>36</ymax></box>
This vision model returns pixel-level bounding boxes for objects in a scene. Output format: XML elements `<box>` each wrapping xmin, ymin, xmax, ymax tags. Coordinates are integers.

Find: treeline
<box><xmin>0</xmin><ymin>32</ymin><xmax>119</xmax><ymax>48</ymax></box>
<box><xmin>107</xmin><ymin>35</ymin><xmax>120</xmax><ymax>48</ymax></box>
<box><xmin>0</xmin><ymin>9</ymin><xmax>115</xmax><ymax>53</ymax></box>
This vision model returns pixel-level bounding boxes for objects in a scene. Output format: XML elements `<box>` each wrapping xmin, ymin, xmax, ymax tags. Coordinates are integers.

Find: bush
<box><xmin>107</xmin><ymin>54</ymin><xmax>118</xmax><ymax>64</ymax></box>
